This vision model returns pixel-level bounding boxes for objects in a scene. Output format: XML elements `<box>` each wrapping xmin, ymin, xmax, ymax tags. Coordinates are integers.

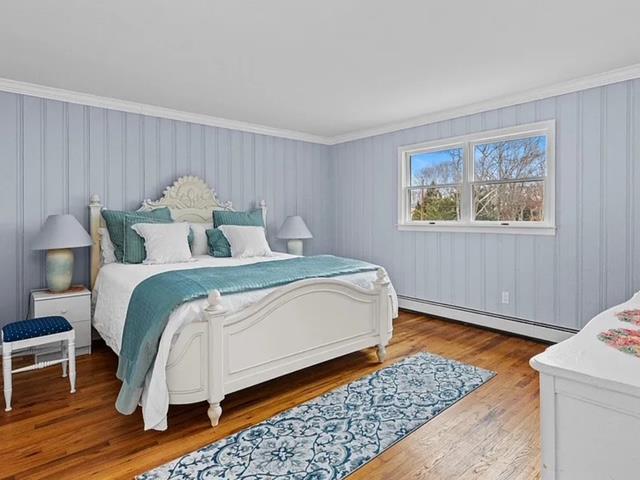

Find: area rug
<box><xmin>139</xmin><ymin>352</ymin><xmax>495</xmax><ymax>480</ymax></box>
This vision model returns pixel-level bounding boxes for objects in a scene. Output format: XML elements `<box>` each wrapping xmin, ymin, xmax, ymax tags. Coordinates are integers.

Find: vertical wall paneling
<box><xmin>632</xmin><ymin>80</ymin><xmax>640</xmax><ymax>297</ymax></box>
<box><xmin>331</xmin><ymin>80</ymin><xmax>640</xmax><ymax>330</ymax></box>
<box><xmin>604</xmin><ymin>83</ymin><xmax>628</xmax><ymax>309</ymax></box>
<box><xmin>555</xmin><ymin>93</ymin><xmax>579</xmax><ymax>328</ymax></box>
<box><xmin>580</xmin><ymin>88</ymin><xmax>603</xmax><ymax>326</ymax></box>
<box><xmin>0</xmin><ymin>93</ymin><xmax>19</xmax><ymax>320</ymax></box>
<box><xmin>22</xmin><ymin>96</ymin><xmax>45</xmax><ymax>304</ymax></box>
<box><xmin>534</xmin><ymin>97</ymin><xmax>557</xmax><ymax>325</ymax></box>
<box><xmin>0</xmin><ymin>93</ymin><xmax>335</xmax><ymax>327</ymax></box>
<box><xmin>3</xmin><ymin>79</ymin><xmax>639</xmax><ymax>331</ymax></box>
<box><xmin>68</xmin><ymin>104</ymin><xmax>88</xmax><ymax>283</ymax></box>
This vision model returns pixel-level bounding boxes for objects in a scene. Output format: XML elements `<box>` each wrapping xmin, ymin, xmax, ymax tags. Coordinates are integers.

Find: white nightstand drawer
<box><xmin>30</xmin><ymin>286</ymin><xmax>92</xmax><ymax>358</ymax></box>
<box><xmin>32</xmin><ymin>295</ymin><xmax>90</xmax><ymax>324</ymax></box>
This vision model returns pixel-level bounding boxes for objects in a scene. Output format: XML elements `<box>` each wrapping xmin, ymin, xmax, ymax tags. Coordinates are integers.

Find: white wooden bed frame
<box><xmin>89</xmin><ymin>176</ymin><xmax>393</xmax><ymax>427</ymax></box>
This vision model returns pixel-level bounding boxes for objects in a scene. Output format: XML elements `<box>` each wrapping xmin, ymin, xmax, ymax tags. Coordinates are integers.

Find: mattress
<box><xmin>93</xmin><ymin>253</ymin><xmax>398</xmax><ymax>430</ymax></box>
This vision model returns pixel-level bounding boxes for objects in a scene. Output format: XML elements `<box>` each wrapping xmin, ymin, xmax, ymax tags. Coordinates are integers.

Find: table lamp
<box><xmin>32</xmin><ymin>214</ymin><xmax>92</xmax><ymax>292</ymax></box>
<box><xmin>277</xmin><ymin>216</ymin><xmax>312</xmax><ymax>256</ymax></box>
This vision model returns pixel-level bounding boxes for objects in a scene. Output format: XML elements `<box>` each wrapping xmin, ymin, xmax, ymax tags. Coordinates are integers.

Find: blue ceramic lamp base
<box><xmin>46</xmin><ymin>248</ymin><xmax>74</xmax><ymax>293</ymax></box>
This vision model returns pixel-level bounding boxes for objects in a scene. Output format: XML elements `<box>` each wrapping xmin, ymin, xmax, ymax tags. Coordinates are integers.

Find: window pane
<box><xmin>474</xmin><ymin>135</ymin><xmax>546</xmax><ymax>181</ymax></box>
<box><xmin>473</xmin><ymin>181</ymin><xmax>544</xmax><ymax>222</ymax></box>
<box><xmin>410</xmin><ymin>187</ymin><xmax>460</xmax><ymax>221</ymax></box>
<box><xmin>410</xmin><ymin>147</ymin><xmax>463</xmax><ymax>186</ymax></box>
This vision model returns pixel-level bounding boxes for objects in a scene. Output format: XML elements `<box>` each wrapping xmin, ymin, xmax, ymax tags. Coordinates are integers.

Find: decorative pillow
<box><xmin>123</xmin><ymin>215</ymin><xmax>174</xmax><ymax>263</ymax></box>
<box><xmin>217</xmin><ymin>225</ymin><xmax>272</xmax><ymax>258</ymax></box>
<box><xmin>209</xmin><ymin>209</ymin><xmax>264</xmax><ymax>257</ymax></box>
<box><xmin>206</xmin><ymin>228</ymin><xmax>232</xmax><ymax>257</ymax></box>
<box><xmin>131</xmin><ymin>223</ymin><xmax>193</xmax><ymax>264</ymax></box>
<box><xmin>189</xmin><ymin>222</ymin><xmax>213</xmax><ymax>256</ymax></box>
<box><xmin>213</xmin><ymin>209</ymin><xmax>264</xmax><ymax>228</ymax></box>
<box><xmin>102</xmin><ymin>207</ymin><xmax>172</xmax><ymax>262</ymax></box>
<box><xmin>99</xmin><ymin>227</ymin><xmax>117</xmax><ymax>264</ymax></box>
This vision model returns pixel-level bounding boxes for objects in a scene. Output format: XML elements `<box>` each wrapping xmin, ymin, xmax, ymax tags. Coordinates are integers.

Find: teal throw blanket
<box><xmin>116</xmin><ymin>255</ymin><xmax>378</xmax><ymax>414</ymax></box>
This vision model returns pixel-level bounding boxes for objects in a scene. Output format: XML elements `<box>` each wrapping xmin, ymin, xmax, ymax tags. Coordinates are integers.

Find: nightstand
<box><xmin>30</xmin><ymin>286</ymin><xmax>92</xmax><ymax>358</ymax></box>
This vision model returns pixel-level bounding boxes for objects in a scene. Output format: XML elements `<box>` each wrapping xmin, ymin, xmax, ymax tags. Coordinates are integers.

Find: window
<box><xmin>398</xmin><ymin>121</ymin><xmax>555</xmax><ymax>234</ymax></box>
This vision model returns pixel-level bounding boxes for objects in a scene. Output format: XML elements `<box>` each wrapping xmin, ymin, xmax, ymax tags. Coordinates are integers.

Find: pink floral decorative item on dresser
<box><xmin>615</xmin><ymin>309</ymin><xmax>640</xmax><ymax>326</ymax></box>
<box><xmin>597</xmin><ymin>328</ymin><xmax>640</xmax><ymax>358</ymax></box>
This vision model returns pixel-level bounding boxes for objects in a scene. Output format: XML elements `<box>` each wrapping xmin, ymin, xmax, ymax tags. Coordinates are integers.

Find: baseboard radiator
<box><xmin>398</xmin><ymin>295</ymin><xmax>576</xmax><ymax>343</ymax></box>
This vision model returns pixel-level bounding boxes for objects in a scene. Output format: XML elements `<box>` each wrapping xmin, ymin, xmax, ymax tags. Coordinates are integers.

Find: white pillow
<box><xmin>131</xmin><ymin>222</ymin><xmax>193</xmax><ymax>264</ymax></box>
<box><xmin>188</xmin><ymin>222</ymin><xmax>213</xmax><ymax>256</ymax></box>
<box><xmin>218</xmin><ymin>225</ymin><xmax>272</xmax><ymax>258</ymax></box>
<box><xmin>99</xmin><ymin>227</ymin><xmax>117</xmax><ymax>264</ymax></box>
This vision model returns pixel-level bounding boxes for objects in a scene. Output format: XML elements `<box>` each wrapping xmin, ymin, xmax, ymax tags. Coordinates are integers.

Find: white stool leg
<box><xmin>61</xmin><ymin>341</ymin><xmax>68</xmax><ymax>378</ymax></box>
<box><xmin>3</xmin><ymin>343</ymin><xmax>12</xmax><ymax>411</ymax></box>
<box><xmin>67</xmin><ymin>333</ymin><xmax>76</xmax><ymax>394</ymax></box>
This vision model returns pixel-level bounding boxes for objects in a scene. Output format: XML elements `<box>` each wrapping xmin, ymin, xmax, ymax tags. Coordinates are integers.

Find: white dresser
<box><xmin>530</xmin><ymin>293</ymin><xmax>640</xmax><ymax>480</ymax></box>
<box><xmin>30</xmin><ymin>286</ymin><xmax>92</xmax><ymax>357</ymax></box>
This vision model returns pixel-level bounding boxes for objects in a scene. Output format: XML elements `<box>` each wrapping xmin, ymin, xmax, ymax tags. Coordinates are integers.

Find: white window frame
<box><xmin>397</xmin><ymin>120</ymin><xmax>555</xmax><ymax>235</ymax></box>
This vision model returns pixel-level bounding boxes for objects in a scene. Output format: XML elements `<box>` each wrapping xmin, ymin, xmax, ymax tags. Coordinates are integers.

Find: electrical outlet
<box><xmin>501</xmin><ymin>291</ymin><xmax>510</xmax><ymax>304</ymax></box>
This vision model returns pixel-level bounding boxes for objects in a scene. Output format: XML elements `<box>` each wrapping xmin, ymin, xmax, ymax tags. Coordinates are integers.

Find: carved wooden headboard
<box><xmin>88</xmin><ymin>175</ymin><xmax>267</xmax><ymax>288</ymax></box>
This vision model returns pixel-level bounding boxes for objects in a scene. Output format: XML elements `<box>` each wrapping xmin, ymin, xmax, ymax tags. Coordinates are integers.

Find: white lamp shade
<box><xmin>32</xmin><ymin>214</ymin><xmax>92</xmax><ymax>250</ymax></box>
<box><xmin>277</xmin><ymin>216</ymin><xmax>312</xmax><ymax>240</ymax></box>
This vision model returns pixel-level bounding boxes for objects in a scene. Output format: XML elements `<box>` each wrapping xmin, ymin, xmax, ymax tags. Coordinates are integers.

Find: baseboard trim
<box><xmin>398</xmin><ymin>296</ymin><xmax>576</xmax><ymax>343</ymax></box>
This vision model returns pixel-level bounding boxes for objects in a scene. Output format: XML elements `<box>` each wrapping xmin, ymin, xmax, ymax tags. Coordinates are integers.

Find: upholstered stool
<box><xmin>2</xmin><ymin>316</ymin><xmax>76</xmax><ymax>411</ymax></box>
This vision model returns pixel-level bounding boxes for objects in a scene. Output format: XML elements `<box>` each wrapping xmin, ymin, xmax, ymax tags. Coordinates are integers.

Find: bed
<box><xmin>90</xmin><ymin>176</ymin><xmax>397</xmax><ymax>430</ymax></box>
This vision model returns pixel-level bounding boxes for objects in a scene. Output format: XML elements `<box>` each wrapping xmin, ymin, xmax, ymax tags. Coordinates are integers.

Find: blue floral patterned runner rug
<box><xmin>139</xmin><ymin>352</ymin><xmax>495</xmax><ymax>480</ymax></box>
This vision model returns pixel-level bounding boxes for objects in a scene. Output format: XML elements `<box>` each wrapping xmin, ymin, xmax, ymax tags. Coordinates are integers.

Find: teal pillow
<box><xmin>213</xmin><ymin>209</ymin><xmax>264</xmax><ymax>228</ymax></box>
<box><xmin>102</xmin><ymin>207</ymin><xmax>172</xmax><ymax>262</ymax></box>
<box><xmin>208</xmin><ymin>210</ymin><xmax>264</xmax><ymax>257</ymax></box>
<box><xmin>206</xmin><ymin>228</ymin><xmax>232</xmax><ymax>257</ymax></box>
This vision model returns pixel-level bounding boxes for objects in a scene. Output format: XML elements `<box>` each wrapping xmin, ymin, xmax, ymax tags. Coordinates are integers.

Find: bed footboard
<box><xmin>164</xmin><ymin>269</ymin><xmax>393</xmax><ymax>426</ymax></box>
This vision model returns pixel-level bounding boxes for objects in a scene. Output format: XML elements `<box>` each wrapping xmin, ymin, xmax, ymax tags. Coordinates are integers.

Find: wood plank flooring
<box><xmin>0</xmin><ymin>311</ymin><xmax>547</xmax><ymax>479</ymax></box>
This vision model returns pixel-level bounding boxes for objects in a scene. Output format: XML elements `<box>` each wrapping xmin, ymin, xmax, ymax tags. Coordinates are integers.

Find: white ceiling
<box><xmin>1</xmin><ymin>1</ymin><xmax>640</xmax><ymax>139</ymax></box>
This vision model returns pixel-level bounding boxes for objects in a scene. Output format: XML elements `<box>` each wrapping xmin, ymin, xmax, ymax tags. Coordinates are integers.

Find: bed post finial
<box><xmin>375</xmin><ymin>268</ymin><xmax>390</xmax><ymax>286</ymax></box>
<box><xmin>258</xmin><ymin>199</ymin><xmax>267</xmax><ymax>227</ymax></box>
<box><xmin>206</xmin><ymin>290</ymin><xmax>225</xmax><ymax>315</ymax></box>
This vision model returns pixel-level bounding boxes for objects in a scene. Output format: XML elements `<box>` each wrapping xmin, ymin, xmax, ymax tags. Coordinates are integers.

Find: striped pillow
<box><xmin>213</xmin><ymin>209</ymin><xmax>264</xmax><ymax>228</ymax></box>
<box><xmin>206</xmin><ymin>228</ymin><xmax>232</xmax><ymax>257</ymax></box>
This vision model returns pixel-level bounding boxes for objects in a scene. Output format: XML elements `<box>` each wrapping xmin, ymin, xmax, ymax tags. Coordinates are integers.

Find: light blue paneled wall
<box><xmin>332</xmin><ymin>80</ymin><xmax>640</xmax><ymax>330</ymax></box>
<box><xmin>2</xmin><ymin>79</ymin><xmax>639</xmax><ymax>332</ymax></box>
<box><xmin>0</xmin><ymin>92</ymin><xmax>334</xmax><ymax>327</ymax></box>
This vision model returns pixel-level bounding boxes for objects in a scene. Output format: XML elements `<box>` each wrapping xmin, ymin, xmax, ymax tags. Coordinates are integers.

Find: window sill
<box><xmin>397</xmin><ymin>223</ymin><xmax>556</xmax><ymax>235</ymax></box>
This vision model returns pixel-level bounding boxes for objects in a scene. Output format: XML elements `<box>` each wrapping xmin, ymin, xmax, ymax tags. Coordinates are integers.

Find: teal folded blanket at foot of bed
<box><xmin>115</xmin><ymin>255</ymin><xmax>379</xmax><ymax>414</ymax></box>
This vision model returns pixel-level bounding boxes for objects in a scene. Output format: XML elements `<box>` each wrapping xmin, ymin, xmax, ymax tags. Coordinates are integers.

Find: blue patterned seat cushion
<box><xmin>2</xmin><ymin>316</ymin><xmax>72</xmax><ymax>342</ymax></box>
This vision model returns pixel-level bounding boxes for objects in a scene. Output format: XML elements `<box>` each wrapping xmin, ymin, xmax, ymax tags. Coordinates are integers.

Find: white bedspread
<box><xmin>93</xmin><ymin>253</ymin><xmax>398</xmax><ymax>430</ymax></box>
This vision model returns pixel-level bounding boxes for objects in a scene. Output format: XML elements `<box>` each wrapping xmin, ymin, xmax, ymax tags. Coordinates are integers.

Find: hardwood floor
<box><xmin>0</xmin><ymin>311</ymin><xmax>547</xmax><ymax>479</ymax></box>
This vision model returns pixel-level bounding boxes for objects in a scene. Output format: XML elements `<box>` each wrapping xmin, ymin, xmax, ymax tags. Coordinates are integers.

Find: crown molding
<box><xmin>2</xmin><ymin>63</ymin><xmax>640</xmax><ymax>147</ymax></box>
<box><xmin>328</xmin><ymin>63</ymin><xmax>640</xmax><ymax>145</ymax></box>
<box><xmin>0</xmin><ymin>77</ymin><xmax>332</xmax><ymax>145</ymax></box>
